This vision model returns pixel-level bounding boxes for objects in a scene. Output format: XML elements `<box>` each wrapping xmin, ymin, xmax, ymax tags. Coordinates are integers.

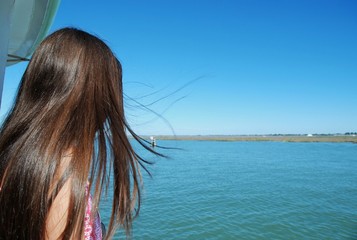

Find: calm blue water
<box><xmin>100</xmin><ymin>141</ymin><xmax>357</xmax><ymax>239</ymax></box>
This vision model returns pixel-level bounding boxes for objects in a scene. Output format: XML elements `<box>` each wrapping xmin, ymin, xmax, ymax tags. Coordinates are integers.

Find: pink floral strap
<box><xmin>84</xmin><ymin>187</ymin><xmax>103</xmax><ymax>240</ymax></box>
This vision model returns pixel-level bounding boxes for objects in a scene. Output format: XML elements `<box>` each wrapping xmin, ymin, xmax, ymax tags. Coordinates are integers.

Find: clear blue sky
<box><xmin>2</xmin><ymin>0</ymin><xmax>357</xmax><ymax>135</ymax></box>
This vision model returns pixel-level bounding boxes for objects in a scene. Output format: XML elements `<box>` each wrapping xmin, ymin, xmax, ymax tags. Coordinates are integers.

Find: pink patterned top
<box><xmin>84</xmin><ymin>187</ymin><xmax>103</xmax><ymax>240</ymax></box>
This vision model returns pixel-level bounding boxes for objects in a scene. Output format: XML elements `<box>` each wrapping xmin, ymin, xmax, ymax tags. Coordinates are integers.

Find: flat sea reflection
<box><xmin>100</xmin><ymin>141</ymin><xmax>357</xmax><ymax>239</ymax></box>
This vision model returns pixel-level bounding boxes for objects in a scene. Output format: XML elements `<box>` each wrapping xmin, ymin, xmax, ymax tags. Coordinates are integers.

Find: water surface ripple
<box><xmin>100</xmin><ymin>141</ymin><xmax>357</xmax><ymax>239</ymax></box>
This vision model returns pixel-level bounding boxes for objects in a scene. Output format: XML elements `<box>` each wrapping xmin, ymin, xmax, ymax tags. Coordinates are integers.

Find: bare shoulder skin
<box><xmin>45</xmin><ymin>154</ymin><xmax>72</xmax><ymax>240</ymax></box>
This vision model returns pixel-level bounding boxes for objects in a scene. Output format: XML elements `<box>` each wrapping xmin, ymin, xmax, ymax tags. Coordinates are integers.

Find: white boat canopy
<box><xmin>0</xmin><ymin>0</ymin><xmax>61</xmax><ymax>107</ymax></box>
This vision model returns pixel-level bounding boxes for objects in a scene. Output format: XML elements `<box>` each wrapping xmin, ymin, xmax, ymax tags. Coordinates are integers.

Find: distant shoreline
<box><xmin>143</xmin><ymin>135</ymin><xmax>357</xmax><ymax>143</ymax></box>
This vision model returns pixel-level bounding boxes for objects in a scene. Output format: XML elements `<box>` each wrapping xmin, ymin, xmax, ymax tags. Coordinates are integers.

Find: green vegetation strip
<box><xmin>145</xmin><ymin>135</ymin><xmax>357</xmax><ymax>143</ymax></box>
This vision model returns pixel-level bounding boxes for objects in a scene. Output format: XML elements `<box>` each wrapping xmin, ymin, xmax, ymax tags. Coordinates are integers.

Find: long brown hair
<box><xmin>0</xmin><ymin>28</ymin><xmax>152</xmax><ymax>239</ymax></box>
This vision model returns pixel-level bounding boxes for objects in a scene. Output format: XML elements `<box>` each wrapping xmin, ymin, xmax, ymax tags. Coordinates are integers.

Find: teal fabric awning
<box><xmin>6</xmin><ymin>0</ymin><xmax>61</xmax><ymax>66</ymax></box>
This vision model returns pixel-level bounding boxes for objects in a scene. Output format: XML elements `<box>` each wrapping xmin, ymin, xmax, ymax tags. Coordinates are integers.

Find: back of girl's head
<box><xmin>5</xmin><ymin>27</ymin><xmax>125</xmax><ymax>165</ymax></box>
<box><xmin>0</xmin><ymin>28</ymin><xmax>142</xmax><ymax>239</ymax></box>
<box><xmin>15</xmin><ymin>27</ymin><xmax>122</xmax><ymax>134</ymax></box>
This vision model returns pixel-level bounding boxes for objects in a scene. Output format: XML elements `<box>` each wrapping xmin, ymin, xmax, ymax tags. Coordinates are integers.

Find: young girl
<box><xmin>0</xmin><ymin>28</ymin><xmax>152</xmax><ymax>239</ymax></box>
